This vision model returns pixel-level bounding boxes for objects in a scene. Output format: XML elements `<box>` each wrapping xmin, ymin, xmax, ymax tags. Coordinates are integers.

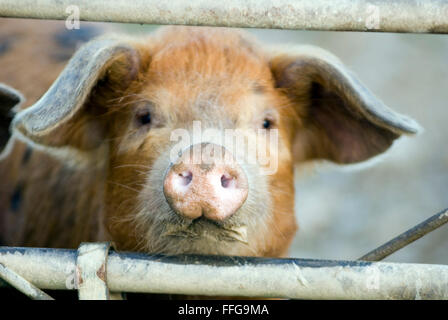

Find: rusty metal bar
<box><xmin>0</xmin><ymin>262</ymin><xmax>54</xmax><ymax>300</ymax></box>
<box><xmin>359</xmin><ymin>208</ymin><xmax>448</xmax><ymax>261</ymax></box>
<box><xmin>0</xmin><ymin>246</ymin><xmax>447</xmax><ymax>299</ymax></box>
<box><xmin>0</xmin><ymin>0</ymin><xmax>448</xmax><ymax>34</ymax></box>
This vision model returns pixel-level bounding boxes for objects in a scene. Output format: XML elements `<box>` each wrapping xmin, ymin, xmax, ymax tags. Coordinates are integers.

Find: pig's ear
<box><xmin>12</xmin><ymin>36</ymin><xmax>140</xmax><ymax>163</ymax></box>
<box><xmin>0</xmin><ymin>84</ymin><xmax>24</xmax><ymax>151</ymax></box>
<box><xmin>270</xmin><ymin>46</ymin><xmax>421</xmax><ymax>164</ymax></box>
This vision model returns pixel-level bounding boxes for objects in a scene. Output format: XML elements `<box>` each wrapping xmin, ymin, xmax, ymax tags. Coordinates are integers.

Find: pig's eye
<box><xmin>262</xmin><ymin>118</ymin><xmax>273</xmax><ymax>129</ymax></box>
<box><xmin>137</xmin><ymin>111</ymin><xmax>152</xmax><ymax>126</ymax></box>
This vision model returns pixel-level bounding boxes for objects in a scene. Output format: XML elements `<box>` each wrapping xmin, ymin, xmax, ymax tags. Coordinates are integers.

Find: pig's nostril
<box><xmin>178</xmin><ymin>171</ymin><xmax>193</xmax><ymax>186</ymax></box>
<box><xmin>221</xmin><ymin>174</ymin><xmax>236</xmax><ymax>189</ymax></box>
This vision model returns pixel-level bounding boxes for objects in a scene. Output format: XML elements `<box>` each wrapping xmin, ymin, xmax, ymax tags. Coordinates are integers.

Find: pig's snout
<box><xmin>163</xmin><ymin>143</ymin><xmax>248</xmax><ymax>222</ymax></box>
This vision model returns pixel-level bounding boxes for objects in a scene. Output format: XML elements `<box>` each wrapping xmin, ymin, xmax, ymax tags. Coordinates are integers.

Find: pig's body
<box><xmin>0</xmin><ymin>19</ymin><xmax>420</xmax><ymax>260</ymax></box>
<box><xmin>0</xmin><ymin>19</ymin><xmax>106</xmax><ymax>247</ymax></box>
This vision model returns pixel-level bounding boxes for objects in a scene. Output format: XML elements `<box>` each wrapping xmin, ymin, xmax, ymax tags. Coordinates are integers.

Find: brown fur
<box><xmin>0</xmin><ymin>20</ymin><xmax>418</xmax><ymax>264</ymax></box>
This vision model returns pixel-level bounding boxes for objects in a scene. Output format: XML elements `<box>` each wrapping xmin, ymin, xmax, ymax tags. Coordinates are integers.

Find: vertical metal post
<box><xmin>76</xmin><ymin>242</ymin><xmax>112</xmax><ymax>300</ymax></box>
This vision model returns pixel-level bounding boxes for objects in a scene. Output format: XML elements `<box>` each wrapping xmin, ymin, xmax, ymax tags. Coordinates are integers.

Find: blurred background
<box><xmin>122</xmin><ymin>25</ymin><xmax>448</xmax><ymax>264</ymax></box>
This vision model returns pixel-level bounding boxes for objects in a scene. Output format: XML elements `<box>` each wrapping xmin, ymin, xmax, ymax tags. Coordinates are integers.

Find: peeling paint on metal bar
<box><xmin>0</xmin><ymin>246</ymin><xmax>447</xmax><ymax>299</ymax></box>
<box><xmin>0</xmin><ymin>0</ymin><xmax>448</xmax><ymax>34</ymax></box>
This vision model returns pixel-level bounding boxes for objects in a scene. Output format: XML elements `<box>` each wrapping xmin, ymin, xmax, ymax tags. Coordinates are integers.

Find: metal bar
<box><xmin>0</xmin><ymin>0</ymin><xmax>448</xmax><ymax>34</ymax></box>
<box><xmin>0</xmin><ymin>246</ymin><xmax>447</xmax><ymax>299</ymax></box>
<box><xmin>0</xmin><ymin>262</ymin><xmax>54</xmax><ymax>300</ymax></box>
<box><xmin>359</xmin><ymin>208</ymin><xmax>448</xmax><ymax>261</ymax></box>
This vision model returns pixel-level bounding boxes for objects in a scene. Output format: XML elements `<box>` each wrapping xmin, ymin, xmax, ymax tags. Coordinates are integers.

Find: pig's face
<box><xmin>105</xmin><ymin>32</ymin><xmax>295</xmax><ymax>255</ymax></box>
<box><xmin>12</xmin><ymin>27</ymin><xmax>420</xmax><ymax>257</ymax></box>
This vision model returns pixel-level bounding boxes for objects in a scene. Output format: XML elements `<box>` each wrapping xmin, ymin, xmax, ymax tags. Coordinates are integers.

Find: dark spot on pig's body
<box><xmin>10</xmin><ymin>184</ymin><xmax>23</xmax><ymax>213</ymax></box>
<box><xmin>22</xmin><ymin>146</ymin><xmax>32</xmax><ymax>165</ymax></box>
<box><xmin>0</xmin><ymin>36</ymin><xmax>14</xmax><ymax>56</ymax></box>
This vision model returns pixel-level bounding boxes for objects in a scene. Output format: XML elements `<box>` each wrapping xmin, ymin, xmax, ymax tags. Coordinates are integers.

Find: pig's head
<box><xmin>12</xmin><ymin>27</ymin><xmax>420</xmax><ymax>257</ymax></box>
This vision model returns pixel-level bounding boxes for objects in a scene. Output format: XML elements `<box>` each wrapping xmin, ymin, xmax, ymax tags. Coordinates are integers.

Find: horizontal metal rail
<box><xmin>0</xmin><ymin>246</ymin><xmax>447</xmax><ymax>299</ymax></box>
<box><xmin>0</xmin><ymin>0</ymin><xmax>448</xmax><ymax>34</ymax></box>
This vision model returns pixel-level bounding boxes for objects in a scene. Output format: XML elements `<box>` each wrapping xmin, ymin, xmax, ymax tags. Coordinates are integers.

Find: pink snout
<box><xmin>163</xmin><ymin>143</ymin><xmax>248</xmax><ymax>221</ymax></box>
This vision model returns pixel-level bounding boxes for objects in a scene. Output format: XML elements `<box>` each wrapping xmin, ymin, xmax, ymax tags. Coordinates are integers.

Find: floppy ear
<box><xmin>270</xmin><ymin>46</ymin><xmax>421</xmax><ymax>164</ymax></box>
<box><xmin>0</xmin><ymin>83</ymin><xmax>24</xmax><ymax>150</ymax></box>
<box><xmin>12</xmin><ymin>36</ymin><xmax>140</xmax><ymax>162</ymax></box>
